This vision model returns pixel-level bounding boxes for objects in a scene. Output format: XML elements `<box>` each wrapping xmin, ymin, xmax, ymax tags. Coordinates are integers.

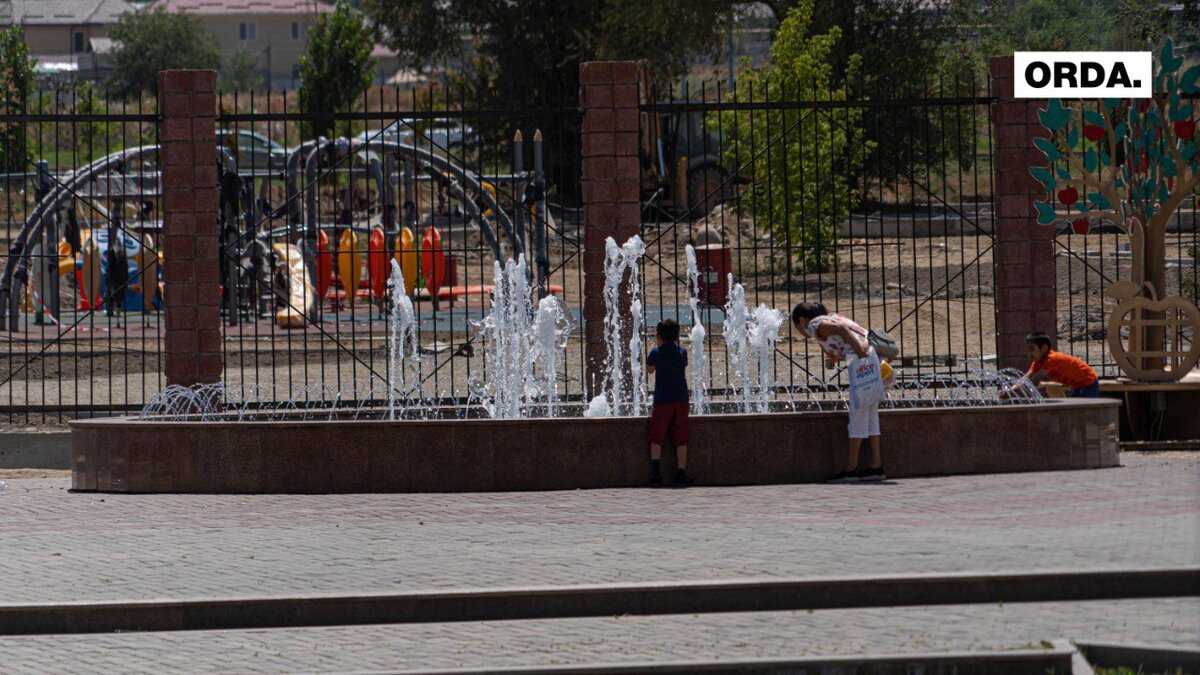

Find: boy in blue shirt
<box><xmin>646</xmin><ymin>318</ymin><xmax>693</xmax><ymax>487</ymax></box>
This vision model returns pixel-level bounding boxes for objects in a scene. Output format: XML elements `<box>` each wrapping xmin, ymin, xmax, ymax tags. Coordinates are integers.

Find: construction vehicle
<box><xmin>638</xmin><ymin>66</ymin><xmax>737</xmax><ymax>220</ymax></box>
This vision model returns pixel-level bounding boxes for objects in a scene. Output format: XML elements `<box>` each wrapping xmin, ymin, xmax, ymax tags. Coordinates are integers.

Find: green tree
<box><xmin>297</xmin><ymin>2</ymin><xmax>376</xmax><ymax>139</ymax></box>
<box><xmin>218</xmin><ymin>46</ymin><xmax>263</xmax><ymax>93</ymax></box>
<box><xmin>0</xmin><ymin>26</ymin><xmax>35</xmax><ymax>173</ymax></box>
<box><xmin>75</xmin><ymin>81</ymin><xmax>115</xmax><ymax>162</ymax></box>
<box><xmin>108</xmin><ymin>8</ymin><xmax>221</xmax><ymax>97</ymax></box>
<box><xmin>709</xmin><ymin>0</ymin><xmax>872</xmax><ymax>273</ymax></box>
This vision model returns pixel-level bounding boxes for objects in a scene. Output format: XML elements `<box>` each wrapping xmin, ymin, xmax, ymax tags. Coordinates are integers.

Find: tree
<box><xmin>108</xmin><ymin>8</ymin><xmax>221</xmax><ymax>97</ymax></box>
<box><xmin>708</xmin><ymin>0</ymin><xmax>872</xmax><ymax>273</ymax></box>
<box><xmin>1030</xmin><ymin>39</ymin><xmax>1200</xmax><ymax>376</ymax></box>
<box><xmin>0</xmin><ymin>26</ymin><xmax>35</xmax><ymax>173</ymax></box>
<box><xmin>218</xmin><ymin>47</ymin><xmax>263</xmax><ymax>93</ymax></box>
<box><xmin>297</xmin><ymin>2</ymin><xmax>376</xmax><ymax>139</ymax></box>
<box><xmin>75</xmin><ymin>81</ymin><xmax>115</xmax><ymax>162</ymax></box>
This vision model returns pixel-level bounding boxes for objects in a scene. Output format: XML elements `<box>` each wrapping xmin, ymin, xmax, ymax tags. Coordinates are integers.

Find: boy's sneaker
<box><xmin>825</xmin><ymin>470</ymin><xmax>860</xmax><ymax>483</ymax></box>
<box><xmin>672</xmin><ymin>469</ymin><xmax>694</xmax><ymax>488</ymax></box>
<box><xmin>649</xmin><ymin>472</ymin><xmax>663</xmax><ymax>487</ymax></box>
<box><xmin>857</xmin><ymin>466</ymin><xmax>886</xmax><ymax>482</ymax></box>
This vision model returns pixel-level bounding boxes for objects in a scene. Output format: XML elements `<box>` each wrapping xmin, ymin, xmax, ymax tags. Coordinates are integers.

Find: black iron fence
<box><xmin>211</xmin><ymin>85</ymin><xmax>586</xmax><ymax>409</ymax></box>
<box><xmin>0</xmin><ymin>88</ymin><xmax>162</xmax><ymax>425</ymax></box>
<box><xmin>638</xmin><ymin>77</ymin><xmax>999</xmax><ymax>400</ymax></box>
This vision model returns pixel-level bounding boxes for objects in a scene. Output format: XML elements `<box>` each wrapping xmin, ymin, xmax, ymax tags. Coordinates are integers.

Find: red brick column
<box><xmin>580</xmin><ymin>61</ymin><xmax>641</xmax><ymax>398</ymax></box>
<box><xmin>158</xmin><ymin>70</ymin><xmax>222</xmax><ymax>386</ymax></box>
<box><xmin>989</xmin><ymin>56</ymin><xmax>1057</xmax><ymax>371</ymax></box>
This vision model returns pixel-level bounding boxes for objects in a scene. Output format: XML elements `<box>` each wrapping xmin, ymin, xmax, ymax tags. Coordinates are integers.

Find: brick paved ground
<box><xmin>0</xmin><ymin>598</ymin><xmax>1195</xmax><ymax>673</ymax></box>
<box><xmin>0</xmin><ymin>454</ymin><xmax>1195</xmax><ymax>604</ymax></box>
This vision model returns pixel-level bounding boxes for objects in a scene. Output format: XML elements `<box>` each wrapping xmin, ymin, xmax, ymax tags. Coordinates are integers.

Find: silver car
<box><xmin>352</xmin><ymin>121</ymin><xmax>416</xmax><ymax>147</ymax></box>
<box><xmin>216</xmin><ymin>129</ymin><xmax>288</xmax><ymax>173</ymax></box>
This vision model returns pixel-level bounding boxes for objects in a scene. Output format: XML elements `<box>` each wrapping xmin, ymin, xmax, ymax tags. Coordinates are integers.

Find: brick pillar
<box><xmin>158</xmin><ymin>70</ymin><xmax>222</xmax><ymax>386</ymax></box>
<box><xmin>989</xmin><ymin>56</ymin><xmax>1057</xmax><ymax>371</ymax></box>
<box><xmin>580</xmin><ymin>61</ymin><xmax>641</xmax><ymax>398</ymax></box>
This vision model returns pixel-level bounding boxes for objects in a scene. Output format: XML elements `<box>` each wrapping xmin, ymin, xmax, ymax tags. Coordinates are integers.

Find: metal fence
<box><xmin>638</xmin><ymin>76</ymin><xmax>999</xmax><ymax>401</ymax></box>
<box><xmin>1049</xmin><ymin>98</ymin><xmax>1200</xmax><ymax>378</ymax></box>
<box><xmin>0</xmin><ymin>88</ymin><xmax>162</xmax><ymax>424</ymax></box>
<box><xmin>211</xmin><ymin>85</ymin><xmax>586</xmax><ymax>410</ymax></box>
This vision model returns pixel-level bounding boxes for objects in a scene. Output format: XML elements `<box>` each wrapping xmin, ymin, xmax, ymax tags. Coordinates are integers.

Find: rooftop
<box><xmin>0</xmin><ymin>0</ymin><xmax>136</xmax><ymax>26</ymax></box>
<box><xmin>150</xmin><ymin>0</ymin><xmax>333</xmax><ymax>15</ymax></box>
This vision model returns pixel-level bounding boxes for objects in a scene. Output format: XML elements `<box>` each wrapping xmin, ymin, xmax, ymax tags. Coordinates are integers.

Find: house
<box><xmin>0</xmin><ymin>0</ymin><xmax>136</xmax><ymax>81</ymax></box>
<box><xmin>151</xmin><ymin>0</ymin><xmax>332</xmax><ymax>90</ymax></box>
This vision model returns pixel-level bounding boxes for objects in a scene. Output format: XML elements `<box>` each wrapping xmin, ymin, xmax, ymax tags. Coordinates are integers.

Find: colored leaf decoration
<box><xmin>1083</xmin><ymin>110</ymin><xmax>1106</xmax><ymax>127</ymax></box>
<box><xmin>1180</xmin><ymin>65</ymin><xmax>1200</xmax><ymax>93</ymax></box>
<box><xmin>1034</xmin><ymin>137</ymin><xmax>1061</xmax><ymax>162</ymax></box>
<box><xmin>1035</xmin><ymin>201</ymin><xmax>1057</xmax><ymax>225</ymax></box>
<box><xmin>1171</xmin><ymin>103</ymin><xmax>1194</xmax><ymax>121</ymax></box>
<box><xmin>1161</xmin><ymin>38</ymin><xmax>1182</xmax><ymax>74</ymax></box>
<box><xmin>1099</xmin><ymin>150</ymin><xmax>1112</xmax><ymax>167</ymax></box>
<box><xmin>1084</xmin><ymin>147</ymin><xmax>1098</xmax><ymax>173</ymax></box>
<box><xmin>1056</xmin><ymin>166</ymin><xmax>1072</xmax><ymax>181</ymax></box>
<box><xmin>1114</xmin><ymin>122</ymin><xmax>1127</xmax><ymax>140</ymax></box>
<box><xmin>1030</xmin><ymin>166</ymin><xmax>1055</xmax><ymax>190</ymax></box>
<box><xmin>1161</xmin><ymin>156</ymin><xmax>1177</xmax><ymax>178</ymax></box>
<box><xmin>1066</xmin><ymin>125</ymin><xmax>1079</xmax><ymax>150</ymax></box>
<box><xmin>1088</xmin><ymin>192</ymin><xmax>1111</xmax><ymax>210</ymax></box>
<box><xmin>1038</xmin><ymin>99</ymin><xmax>1071</xmax><ymax>132</ymax></box>
<box><xmin>1183</xmin><ymin>142</ymin><xmax>1198</xmax><ymax>161</ymax></box>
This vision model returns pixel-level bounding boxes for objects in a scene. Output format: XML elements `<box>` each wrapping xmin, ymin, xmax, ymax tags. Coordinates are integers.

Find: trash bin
<box><xmin>692</xmin><ymin>244</ymin><xmax>732</xmax><ymax>306</ymax></box>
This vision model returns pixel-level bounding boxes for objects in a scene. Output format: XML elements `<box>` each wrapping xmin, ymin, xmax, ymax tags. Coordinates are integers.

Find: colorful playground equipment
<box><xmin>0</xmin><ymin>129</ymin><xmax>560</xmax><ymax>332</ymax></box>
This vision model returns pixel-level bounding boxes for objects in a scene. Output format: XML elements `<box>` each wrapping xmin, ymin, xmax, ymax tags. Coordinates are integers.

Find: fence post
<box><xmin>580</xmin><ymin>61</ymin><xmax>641</xmax><ymax>398</ymax></box>
<box><xmin>158</xmin><ymin>70</ymin><xmax>222</xmax><ymax>387</ymax></box>
<box><xmin>989</xmin><ymin>56</ymin><xmax>1057</xmax><ymax>371</ymax></box>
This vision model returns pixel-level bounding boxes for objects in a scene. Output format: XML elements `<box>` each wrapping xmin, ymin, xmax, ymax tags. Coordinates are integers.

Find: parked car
<box><xmin>352</xmin><ymin>121</ymin><xmax>416</xmax><ymax>147</ymax></box>
<box><xmin>413</xmin><ymin>119</ymin><xmax>478</xmax><ymax>153</ymax></box>
<box><xmin>216</xmin><ymin>129</ymin><xmax>288</xmax><ymax>173</ymax></box>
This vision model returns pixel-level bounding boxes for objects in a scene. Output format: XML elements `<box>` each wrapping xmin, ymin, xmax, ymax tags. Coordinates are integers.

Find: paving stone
<box><xmin>0</xmin><ymin>455</ymin><xmax>1195</xmax><ymax>605</ymax></box>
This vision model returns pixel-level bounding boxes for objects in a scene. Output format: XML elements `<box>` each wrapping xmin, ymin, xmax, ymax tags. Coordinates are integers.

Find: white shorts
<box><xmin>848</xmin><ymin>402</ymin><xmax>880</xmax><ymax>439</ymax></box>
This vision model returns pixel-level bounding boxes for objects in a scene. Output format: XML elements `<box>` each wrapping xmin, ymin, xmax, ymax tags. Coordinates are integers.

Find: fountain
<box><xmin>588</xmin><ymin>235</ymin><xmax>647</xmax><ymax>417</ymax></box>
<box><xmin>72</xmin><ymin>234</ymin><xmax>1120</xmax><ymax>494</ymax></box>
<box><xmin>472</xmin><ymin>254</ymin><xmax>572</xmax><ymax>419</ymax></box>
<box><xmin>685</xmin><ymin>245</ymin><xmax>707</xmax><ymax>414</ymax></box>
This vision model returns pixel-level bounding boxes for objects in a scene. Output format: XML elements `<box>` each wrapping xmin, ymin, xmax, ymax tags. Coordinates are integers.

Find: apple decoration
<box><xmin>1083</xmin><ymin>124</ymin><xmax>1105</xmax><ymax>142</ymax></box>
<box><xmin>1175</xmin><ymin>119</ymin><xmax>1196</xmax><ymax>139</ymax></box>
<box><xmin>1057</xmin><ymin>187</ymin><xmax>1078</xmax><ymax>206</ymax></box>
<box><xmin>1071</xmin><ymin>218</ymin><xmax>1089</xmax><ymax>235</ymax></box>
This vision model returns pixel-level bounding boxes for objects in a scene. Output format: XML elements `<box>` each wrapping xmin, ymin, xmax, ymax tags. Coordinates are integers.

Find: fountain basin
<box><xmin>70</xmin><ymin>399</ymin><xmax>1120</xmax><ymax>493</ymax></box>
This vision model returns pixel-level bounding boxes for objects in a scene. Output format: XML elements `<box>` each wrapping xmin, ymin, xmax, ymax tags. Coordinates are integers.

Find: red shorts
<box><xmin>648</xmin><ymin>402</ymin><xmax>690</xmax><ymax>446</ymax></box>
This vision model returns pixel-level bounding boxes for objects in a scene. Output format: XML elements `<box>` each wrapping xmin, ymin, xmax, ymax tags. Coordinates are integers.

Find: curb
<box><xmin>344</xmin><ymin>648</ymin><xmax>1076</xmax><ymax>674</ymax></box>
<box><xmin>1076</xmin><ymin>640</ymin><xmax>1200</xmax><ymax>673</ymax></box>
<box><xmin>0</xmin><ymin>567</ymin><xmax>1196</xmax><ymax>636</ymax></box>
<box><xmin>0</xmin><ymin>432</ymin><xmax>71</xmax><ymax>469</ymax></box>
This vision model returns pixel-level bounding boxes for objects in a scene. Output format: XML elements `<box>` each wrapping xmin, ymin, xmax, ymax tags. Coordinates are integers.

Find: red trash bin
<box><xmin>692</xmin><ymin>244</ymin><xmax>732</xmax><ymax>306</ymax></box>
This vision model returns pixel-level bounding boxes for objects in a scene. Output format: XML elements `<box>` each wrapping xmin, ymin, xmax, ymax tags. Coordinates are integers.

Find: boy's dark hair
<box><xmin>1025</xmin><ymin>332</ymin><xmax>1053</xmax><ymax>349</ymax></box>
<box><xmin>657</xmin><ymin>318</ymin><xmax>681</xmax><ymax>343</ymax></box>
<box><xmin>791</xmin><ymin>301</ymin><xmax>829</xmax><ymax>325</ymax></box>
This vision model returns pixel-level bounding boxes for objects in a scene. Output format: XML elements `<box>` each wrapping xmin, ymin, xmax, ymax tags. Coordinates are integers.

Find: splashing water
<box><xmin>584</xmin><ymin>395</ymin><xmax>612</xmax><ymax>418</ymax></box>
<box><xmin>387</xmin><ymin>259</ymin><xmax>418</xmax><ymax>420</ymax></box>
<box><xmin>138</xmin><ymin>365</ymin><xmax>1044</xmax><ymax>422</ymax></box>
<box><xmin>748</xmin><ymin>305</ymin><xmax>785</xmax><ymax>413</ymax></box>
<box><xmin>534</xmin><ymin>294</ymin><xmax>572</xmax><ymax>418</ymax></box>
<box><xmin>472</xmin><ymin>255</ymin><xmax>573</xmax><ymax>419</ymax></box>
<box><xmin>722</xmin><ymin>278</ymin><xmax>785</xmax><ymax>413</ymax></box>
<box><xmin>722</xmin><ymin>278</ymin><xmax>753</xmax><ymax>412</ymax></box>
<box><xmin>596</xmin><ymin>235</ymin><xmax>646</xmax><ymax>416</ymax></box>
<box><xmin>685</xmin><ymin>245</ymin><xmax>707</xmax><ymax>414</ymax></box>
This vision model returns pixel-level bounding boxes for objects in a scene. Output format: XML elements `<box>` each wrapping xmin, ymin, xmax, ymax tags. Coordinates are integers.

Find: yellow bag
<box><xmin>880</xmin><ymin>360</ymin><xmax>893</xmax><ymax>383</ymax></box>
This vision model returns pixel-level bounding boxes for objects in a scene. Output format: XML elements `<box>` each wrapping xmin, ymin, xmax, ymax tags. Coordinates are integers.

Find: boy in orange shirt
<box><xmin>1023</xmin><ymin>332</ymin><xmax>1100</xmax><ymax>397</ymax></box>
